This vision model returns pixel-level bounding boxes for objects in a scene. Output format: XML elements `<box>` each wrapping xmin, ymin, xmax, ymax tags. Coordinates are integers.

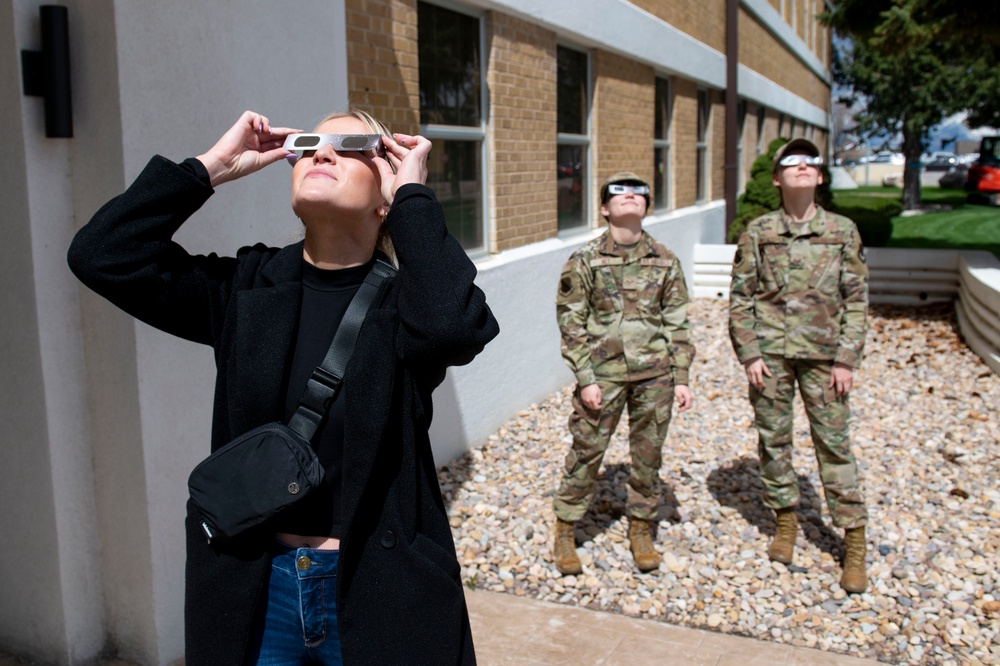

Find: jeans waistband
<box><xmin>272</xmin><ymin>540</ymin><xmax>339</xmax><ymax>579</ymax></box>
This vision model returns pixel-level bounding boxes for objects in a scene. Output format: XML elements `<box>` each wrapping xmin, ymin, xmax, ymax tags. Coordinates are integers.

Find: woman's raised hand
<box><xmin>375</xmin><ymin>133</ymin><xmax>431</xmax><ymax>204</ymax></box>
<box><xmin>196</xmin><ymin>111</ymin><xmax>303</xmax><ymax>188</ymax></box>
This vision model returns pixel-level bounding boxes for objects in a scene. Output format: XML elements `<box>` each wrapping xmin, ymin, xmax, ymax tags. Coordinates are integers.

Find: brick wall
<box><xmin>630</xmin><ymin>0</ymin><xmax>727</xmax><ymax>53</ymax></box>
<box><xmin>488</xmin><ymin>13</ymin><xmax>559</xmax><ymax>251</ymax></box>
<box><xmin>342</xmin><ymin>0</ymin><xmax>830</xmax><ymax>255</ymax></box>
<box><xmin>739</xmin><ymin>7</ymin><xmax>830</xmax><ymax>113</ymax></box>
<box><xmin>345</xmin><ymin>0</ymin><xmax>420</xmax><ymax>132</ymax></box>
<box><xmin>593</xmin><ymin>50</ymin><xmax>655</xmax><ymax>216</ymax></box>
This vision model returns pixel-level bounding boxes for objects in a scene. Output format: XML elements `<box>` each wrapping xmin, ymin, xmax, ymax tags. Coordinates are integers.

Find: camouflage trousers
<box><xmin>553</xmin><ymin>375</ymin><xmax>674</xmax><ymax>522</ymax></box>
<box><xmin>750</xmin><ymin>355</ymin><xmax>867</xmax><ymax>529</ymax></box>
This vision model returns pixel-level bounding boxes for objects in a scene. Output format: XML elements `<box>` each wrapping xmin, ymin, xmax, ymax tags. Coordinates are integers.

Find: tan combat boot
<box><xmin>767</xmin><ymin>507</ymin><xmax>798</xmax><ymax>564</ymax></box>
<box><xmin>553</xmin><ymin>519</ymin><xmax>582</xmax><ymax>575</ymax></box>
<box><xmin>628</xmin><ymin>519</ymin><xmax>660</xmax><ymax>572</ymax></box>
<box><xmin>840</xmin><ymin>526</ymin><xmax>868</xmax><ymax>594</ymax></box>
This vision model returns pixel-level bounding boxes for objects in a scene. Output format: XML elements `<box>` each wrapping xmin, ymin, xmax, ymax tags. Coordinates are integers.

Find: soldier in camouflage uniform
<box><xmin>728</xmin><ymin>138</ymin><xmax>869</xmax><ymax>594</ymax></box>
<box><xmin>553</xmin><ymin>172</ymin><xmax>694</xmax><ymax>575</ymax></box>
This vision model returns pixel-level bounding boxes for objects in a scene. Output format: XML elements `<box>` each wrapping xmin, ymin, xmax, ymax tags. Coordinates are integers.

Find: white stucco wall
<box><xmin>2</xmin><ymin>0</ymin><xmax>349</xmax><ymax>663</ymax></box>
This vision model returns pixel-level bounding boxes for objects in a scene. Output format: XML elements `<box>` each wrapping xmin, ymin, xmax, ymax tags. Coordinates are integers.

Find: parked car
<box><xmin>869</xmin><ymin>151</ymin><xmax>905</xmax><ymax>165</ymax></box>
<box><xmin>921</xmin><ymin>151</ymin><xmax>959</xmax><ymax>171</ymax></box>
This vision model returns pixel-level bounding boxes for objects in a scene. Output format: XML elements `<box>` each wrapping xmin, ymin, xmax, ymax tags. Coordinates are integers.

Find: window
<box><xmin>756</xmin><ymin>104</ymin><xmax>767</xmax><ymax>156</ymax></box>
<box><xmin>696</xmin><ymin>88</ymin><xmax>710</xmax><ymax>202</ymax></box>
<box><xmin>653</xmin><ymin>77</ymin><xmax>672</xmax><ymax>211</ymax></box>
<box><xmin>736</xmin><ymin>100</ymin><xmax>747</xmax><ymax>193</ymax></box>
<box><xmin>418</xmin><ymin>2</ymin><xmax>486</xmax><ymax>253</ymax></box>
<box><xmin>557</xmin><ymin>45</ymin><xmax>590</xmax><ymax>231</ymax></box>
<box><xmin>789</xmin><ymin>117</ymin><xmax>797</xmax><ymax>138</ymax></box>
<box><xmin>778</xmin><ymin>113</ymin><xmax>786</xmax><ymax>138</ymax></box>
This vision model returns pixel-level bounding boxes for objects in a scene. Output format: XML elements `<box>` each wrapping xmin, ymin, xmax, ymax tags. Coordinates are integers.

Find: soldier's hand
<box><xmin>580</xmin><ymin>384</ymin><xmax>602</xmax><ymax>411</ymax></box>
<box><xmin>675</xmin><ymin>385</ymin><xmax>693</xmax><ymax>412</ymax></box>
<box><xmin>744</xmin><ymin>358</ymin><xmax>772</xmax><ymax>389</ymax></box>
<box><xmin>830</xmin><ymin>363</ymin><xmax>853</xmax><ymax>396</ymax></box>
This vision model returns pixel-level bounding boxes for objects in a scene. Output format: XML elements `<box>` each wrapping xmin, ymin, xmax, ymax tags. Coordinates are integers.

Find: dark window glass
<box><xmin>557</xmin><ymin>144</ymin><xmax>586</xmax><ymax>231</ymax></box>
<box><xmin>557</xmin><ymin>46</ymin><xmax>587</xmax><ymax>135</ymax></box>
<box><xmin>655</xmin><ymin>78</ymin><xmax>670</xmax><ymax>140</ymax></box>
<box><xmin>697</xmin><ymin>90</ymin><xmax>709</xmax><ymax>201</ymax></box>
<box><xmin>697</xmin><ymin>89</ymin><xmax>709</xmax><ymax>141</ymax></box>
<box><xmin>654</xmin><ymin>78</ymin><xmax>671</xmax><ymax>209</ymax></box>
<box><xmin>426</xmin><ymin>139</ymin><xmax>482</xmax><ymax>250</ymax></box>
<box><xmin>756</xmin><ymin>105</ymin><xmax>766</xmax><ymax>155</ymax></box>
<box><xmin>418</xmin><ymin>3</ymin><xmax>480</xmax><ymax>127</ymax></box>
<box><xmin>654</xmin><ymin>146</ymin><xmax>667</xmax><ymax>210</ymax></box>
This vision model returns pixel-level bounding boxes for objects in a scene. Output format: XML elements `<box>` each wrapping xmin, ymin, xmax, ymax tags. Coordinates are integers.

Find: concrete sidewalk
<box><xmin>1</xmin><ymin>591</ymin><xmax>882</xmax><ymax>665</ymax></box>
<box><xmin>467</xmin><ymin>589</ymin><xmax>882</xmax><ymax>666</ymax></box>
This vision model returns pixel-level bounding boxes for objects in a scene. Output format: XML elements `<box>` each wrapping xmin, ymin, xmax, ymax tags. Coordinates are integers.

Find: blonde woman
<box><xmin>69</xmin><ymin>109</ymin><xmax>498</xmax><ymax>665</ymax></box>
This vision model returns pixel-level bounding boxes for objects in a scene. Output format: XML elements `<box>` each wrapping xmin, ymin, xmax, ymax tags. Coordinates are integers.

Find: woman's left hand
<box><xmin>374</xmin><ymin>133</ymin><xmax>431</xmax><ymax>204</ymax></box>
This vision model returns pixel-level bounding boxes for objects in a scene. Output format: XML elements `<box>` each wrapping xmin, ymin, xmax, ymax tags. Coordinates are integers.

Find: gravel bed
<box><xmin>439</xmin><ymin>298</ymin><xmax>1000</xmax><ymax>665</ymax></box>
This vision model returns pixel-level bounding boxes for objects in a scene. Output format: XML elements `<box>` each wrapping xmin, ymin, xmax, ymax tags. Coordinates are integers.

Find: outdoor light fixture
<box><xmin>21</xmin><ymin>5</ymin><xmax>73</xmax><ymax>138</ymax></box>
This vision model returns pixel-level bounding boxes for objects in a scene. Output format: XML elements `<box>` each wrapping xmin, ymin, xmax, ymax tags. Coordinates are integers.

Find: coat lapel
<box><xmin>226</xmin><ymin>244</ymin><xmax>304</xmax><ymax>434</ymax></box>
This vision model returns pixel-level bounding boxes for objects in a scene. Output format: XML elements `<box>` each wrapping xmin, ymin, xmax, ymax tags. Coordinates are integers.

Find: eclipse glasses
<box><xmin>778</xmin><ymin>154</ymin><xmax>824</xmax><ymax>167</ymax></box>
<box><xmin>282</xmin><ymin>133</ymin><xmax>386</xmax><ymax>164</ymax></box>
<box><xmin>606</xmin><ymin>183</ymin><xmax>650</xmax><ymax>196</ymax></box>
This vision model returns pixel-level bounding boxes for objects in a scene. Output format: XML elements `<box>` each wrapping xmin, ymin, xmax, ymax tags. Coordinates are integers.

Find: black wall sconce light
<box><xmin>21</xmin><ymin>5</ymin><xmax>73</xmax><ymax>138</ymax></box>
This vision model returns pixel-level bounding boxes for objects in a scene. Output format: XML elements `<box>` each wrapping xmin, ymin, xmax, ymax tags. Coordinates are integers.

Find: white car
<box><xmin>869</xmin><ymin>151</ymin><xmax>905</xmax><ymax>165</ymax></box>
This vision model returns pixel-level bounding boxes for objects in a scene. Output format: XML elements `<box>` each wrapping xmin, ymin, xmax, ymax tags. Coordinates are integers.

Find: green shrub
<box><xmin>828</xmin><ymin>198</ymin><xmax>902</xmax><ymax>247</ymax></box>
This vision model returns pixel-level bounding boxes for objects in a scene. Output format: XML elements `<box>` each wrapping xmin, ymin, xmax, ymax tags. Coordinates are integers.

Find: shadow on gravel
<box><xmin>574</xmin><ymin>463</ymin><xmax>682</xmax><ymax>542</ymax></box>
<box><xmin>438</xmin><ymin>450</ymin><xmax>478</xmax><ymax>514</ymax></box>
<box><xmin>707</xmin><ymin>456</ymin><xmax>843</xmax><ymax>561</ymax></box>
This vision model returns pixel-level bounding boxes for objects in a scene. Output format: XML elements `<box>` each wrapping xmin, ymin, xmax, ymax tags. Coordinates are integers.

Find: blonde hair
<box><xmin>315</xmin><ymin>108</ymin><xmax>397</xmax><ymax>265</ymax></box>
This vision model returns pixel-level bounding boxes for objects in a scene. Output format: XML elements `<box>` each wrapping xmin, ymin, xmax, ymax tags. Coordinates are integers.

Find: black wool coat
<box><xmin>67</xmin><ymin>156</ymin><xmax>499</xmax><ymax>665</ymax></box>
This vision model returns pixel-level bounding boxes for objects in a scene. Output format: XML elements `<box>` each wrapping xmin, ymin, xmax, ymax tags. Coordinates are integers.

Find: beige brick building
<box><xmin>0</xmin><ymin>3</ymin><xmax>833</xmax><ymax>662</ymax></box>
<box><xmin>344</xmin><ymin>0</ymin><xmax>832</xmax><ymax>254</ymax></box>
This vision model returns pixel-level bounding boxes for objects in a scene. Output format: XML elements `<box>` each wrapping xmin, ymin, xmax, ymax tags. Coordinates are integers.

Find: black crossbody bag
<box><xmin>188</xmin><ymin>259</ymin><xmax>396</xmax><ymax>544</ymax></box>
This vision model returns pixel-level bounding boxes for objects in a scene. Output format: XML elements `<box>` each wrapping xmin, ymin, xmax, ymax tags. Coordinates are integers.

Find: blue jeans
<box><xmin>245</xmin><ymin>542</ymin><xmax>342</xmax><ymax>665</ymax></box>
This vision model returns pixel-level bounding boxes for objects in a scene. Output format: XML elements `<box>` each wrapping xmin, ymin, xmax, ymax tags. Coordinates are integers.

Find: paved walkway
<box><xmin>467</xmin><ymin>589</ymin><xmax>882</xmax><ymax>666</ymax></box>
<box><xmin>1</xmin><ymin>591</ymin><xmax>882</xmax><ymax>665</ymax></box>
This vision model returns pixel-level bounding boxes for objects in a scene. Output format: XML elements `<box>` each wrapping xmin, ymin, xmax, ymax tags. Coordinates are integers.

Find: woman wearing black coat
<box><xmin>68</xmin><ymin>109</ymin><xmax>499</xmax><ymax>665</ymax></box>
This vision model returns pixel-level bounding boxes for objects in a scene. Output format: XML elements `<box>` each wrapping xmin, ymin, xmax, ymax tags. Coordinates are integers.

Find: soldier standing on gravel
<box><xmin>728</xmin><ymin>138</ymin><xmax>870</xmax><ymax>594</ymax></box>
<box><xmin>553</xmin><ymin>172</ymin><xmax>694</xmax><ymax>575</ymax></box>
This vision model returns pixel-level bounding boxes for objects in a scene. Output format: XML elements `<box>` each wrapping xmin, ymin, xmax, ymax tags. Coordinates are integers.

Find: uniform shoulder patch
<box><xmin>559</xmin><ymin>274</ymin><xmax>575</xmax><ymax>296</ymax></box>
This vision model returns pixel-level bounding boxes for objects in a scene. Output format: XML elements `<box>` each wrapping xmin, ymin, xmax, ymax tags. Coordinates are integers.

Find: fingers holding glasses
<box><xmin>197</xmin><ymin>111</ymin><xmax>304</xmax><ymax>187</ymax></box>
<box><xmin>377</xmin><ymin>133</ymin><xmax>431</xmax><ymax>202</ymax></box>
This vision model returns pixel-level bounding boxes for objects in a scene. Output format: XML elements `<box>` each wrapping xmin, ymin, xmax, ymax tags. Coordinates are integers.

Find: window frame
<box><xmin>417</xmin><ymin>0</ymin><xmax>489</xmax><ymax>257</ymax></box>
<box><xmin>756</xmin><ymin>104</ymin><xmax>767</xmax><ymax>156</ymax></box>
<box><xmin>736</xmin><ymin>99</ymin><xmax>747</xmax><ymax>194</ymax></box>
<box><xmin>556</xmin><ymin>44</ymin><xmax>592</xmax><ymax>234</ymax></box>
<box><xmin>653</xmin><ymin>76</ymin><xmax>672</xmax><ymax>212</ymax></box>
<box><xmin>696</xmin><ymin>88</ymin><xmax>710</xmax><ymax>203</ymax></box>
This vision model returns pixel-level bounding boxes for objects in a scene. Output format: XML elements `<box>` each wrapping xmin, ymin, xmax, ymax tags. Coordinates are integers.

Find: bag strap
<box><xmin>288</xmin><ymin>258</ymin><xmax>397</xmax><ymax>440</ymax></box>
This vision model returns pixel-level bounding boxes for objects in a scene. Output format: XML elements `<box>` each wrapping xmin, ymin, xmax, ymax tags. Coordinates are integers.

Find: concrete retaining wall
<box><xmin>692</xmin><ymin>244</ymin><xmax>1000</xmax><ymax>374</ymax></box>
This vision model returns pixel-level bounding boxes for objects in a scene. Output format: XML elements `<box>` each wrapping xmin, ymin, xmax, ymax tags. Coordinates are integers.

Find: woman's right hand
<box><xmin>196</xmin><ymin>110</ymin><xmax>303</xmax><ymax>188</ymax></box>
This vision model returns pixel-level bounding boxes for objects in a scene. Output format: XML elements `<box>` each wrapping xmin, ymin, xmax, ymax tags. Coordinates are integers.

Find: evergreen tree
<box><xmin>823</xmin><ymin>1</ymin><xmax>1000</xmax><ymax>209</ymax></box>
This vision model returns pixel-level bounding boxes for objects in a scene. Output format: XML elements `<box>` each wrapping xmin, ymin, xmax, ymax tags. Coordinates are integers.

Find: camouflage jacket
<box><xmin>728</xmin><ymin>206</ymin><xmax>868</xmax><ymax>367</ymax></box>
<box><xmin>556</xmin><ymin>230</ymin><xmax>694</xmax><ymax>386</ymax></box>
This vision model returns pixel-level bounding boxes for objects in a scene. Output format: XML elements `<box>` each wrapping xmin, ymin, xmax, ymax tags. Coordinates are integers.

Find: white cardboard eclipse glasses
<box><xmin>283</xmin><ymin>133</ymin><xmax>386</xmax><ymax>164</ymax></box>
<box><xmin>777</xmin><ymin>154</ymin><xmax>823</xmax><ymax>167</ymax></box>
